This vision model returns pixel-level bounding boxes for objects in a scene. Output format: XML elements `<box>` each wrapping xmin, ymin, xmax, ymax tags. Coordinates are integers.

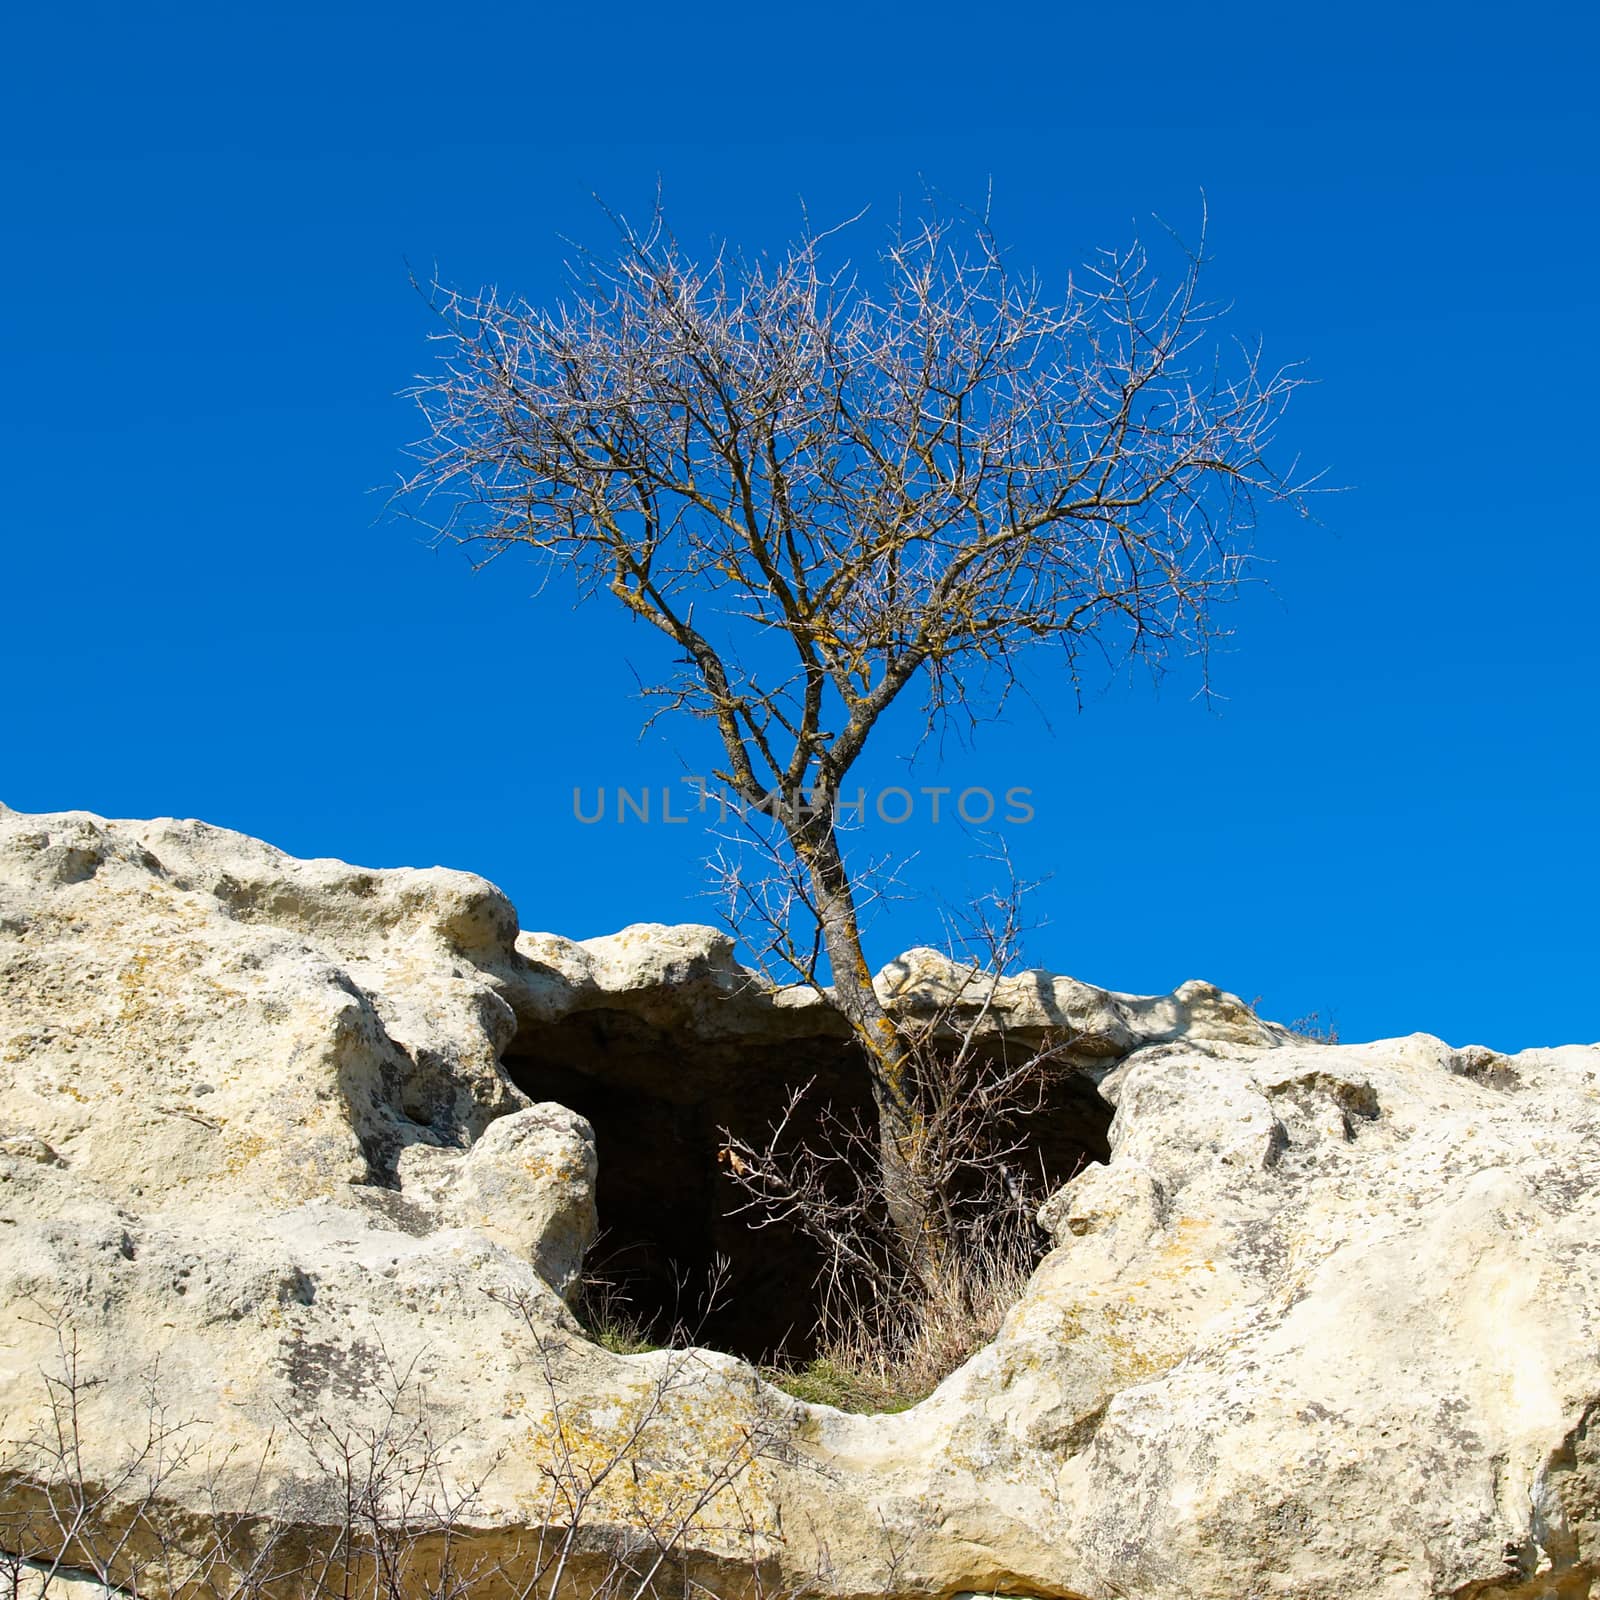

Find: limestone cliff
<box><xmin>1</xmin><ymin>802</ymin><xmax>1595</xmax><ymax>1599</ymax></box>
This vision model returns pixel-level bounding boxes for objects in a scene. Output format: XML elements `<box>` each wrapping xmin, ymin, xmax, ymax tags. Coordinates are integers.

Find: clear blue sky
<box><xmin>3</xmin><ymin>0</ymin><xmax>1595</xmax><ymax>1051</ymax></box>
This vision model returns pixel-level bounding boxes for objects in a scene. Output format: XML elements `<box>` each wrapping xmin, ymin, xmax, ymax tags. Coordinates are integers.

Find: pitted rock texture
<box><xmin>0</xmin><ymin>801</ymin><xmax>1596</xmax><ymax>1600</ymax></box>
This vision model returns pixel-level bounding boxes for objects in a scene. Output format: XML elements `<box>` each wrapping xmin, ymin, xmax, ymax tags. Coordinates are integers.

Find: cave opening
<box><xmin>502</xmin><ymin>1012</ymin><xmax>1115</xmax><ymax>1364</ymax></box>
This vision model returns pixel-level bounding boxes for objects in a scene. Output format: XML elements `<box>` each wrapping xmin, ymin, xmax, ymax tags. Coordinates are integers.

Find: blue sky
<box><xmin>3</xmin><ymin>0</ymin><xmax>1595</xmax><ymax>1050</ymax></box>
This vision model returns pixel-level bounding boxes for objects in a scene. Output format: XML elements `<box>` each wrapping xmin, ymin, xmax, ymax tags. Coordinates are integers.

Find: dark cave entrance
<box><xmin>502</xmin><ymin>1012</ymin><xmax>1115</xmax><ymax>1364</ymax></box>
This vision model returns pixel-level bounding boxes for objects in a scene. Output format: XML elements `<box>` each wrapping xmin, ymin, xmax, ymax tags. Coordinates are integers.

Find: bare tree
<box><xmin>400</xmin><ymin>193</ymin><xmax>1309</xmax><ymax>1274</ymax></box>
<box><xmin>717</xmin><ymin>877</ymin><xmax>1083</xmax><ymax>1401</ymax></box>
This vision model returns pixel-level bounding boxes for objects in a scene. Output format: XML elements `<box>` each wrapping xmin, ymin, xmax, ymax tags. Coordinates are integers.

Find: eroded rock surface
<box><xmin>1</xmin><ymin>802</ymin><xmax>1596</xmax><ymax>1599</ymax></box>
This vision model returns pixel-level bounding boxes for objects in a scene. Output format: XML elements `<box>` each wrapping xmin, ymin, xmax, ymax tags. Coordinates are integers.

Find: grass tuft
<box><xmin>761</xmin><ymin>1232</ymin><xmax>1036</xmax><ymax>1414</ymax></box>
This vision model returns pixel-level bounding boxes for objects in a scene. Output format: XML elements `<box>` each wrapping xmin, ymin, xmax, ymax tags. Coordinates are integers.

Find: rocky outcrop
<box><xmin>1</xmin><ymin>802</ymin><xmax>1596</xmax><ymax>1599</ymax></box>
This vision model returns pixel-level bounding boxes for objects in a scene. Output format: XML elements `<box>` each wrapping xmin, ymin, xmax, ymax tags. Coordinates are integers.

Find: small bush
<box><xmin>1288</xmin><ymin>1010</ymin><xmax>1341</xmax><ymax>1044</ymax></box>
<box><xmin>3</xmin><ymin>1302</ymin><xmax>792</xmax><ymax>1600</ymax></box>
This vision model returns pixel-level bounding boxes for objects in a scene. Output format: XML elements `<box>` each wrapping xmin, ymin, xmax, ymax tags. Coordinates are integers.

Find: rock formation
<box><xmin>1</xmin><ymin>801</ymin><xmax>1595</xmax><ymax>1598</ymax></box>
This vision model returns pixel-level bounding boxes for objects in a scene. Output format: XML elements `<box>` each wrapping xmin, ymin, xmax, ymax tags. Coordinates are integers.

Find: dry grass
<box><xmin>764</xmin><ymin>1226</ymin><xmax>1039</xmax><ymax>1414</ymax></box>
<box><xmin>573</xmin><ymin>1274</ymin><xmax>661</xmax><ymax>1356</ymax></box>
<box><xmin>568</xmin><ymin>1220</ymin><xmax>1041</xmax><ymax>1415</ymax></box>
<box><xmin>1288</xmin><ymin>1010</ymin><xmax>1341</xmax><ymax>1044</ymax></box>
<box><xmin>573</xmin><ymin>1249</ymin><xmax>738</xmax><ymax>1359</ymax></box>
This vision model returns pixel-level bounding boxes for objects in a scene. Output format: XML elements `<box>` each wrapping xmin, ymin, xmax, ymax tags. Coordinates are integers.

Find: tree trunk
<box><xmin>786</xmin><ymin>809</ymin><xmax>933</xmax><ymax>1277</ymax></box>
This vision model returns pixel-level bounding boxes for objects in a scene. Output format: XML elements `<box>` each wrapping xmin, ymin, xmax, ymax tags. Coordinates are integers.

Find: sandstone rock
<box><xmin>1</xmin><ymin>801</ymin><xmax>1596</xmax><ymax>1600</ymax></box>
